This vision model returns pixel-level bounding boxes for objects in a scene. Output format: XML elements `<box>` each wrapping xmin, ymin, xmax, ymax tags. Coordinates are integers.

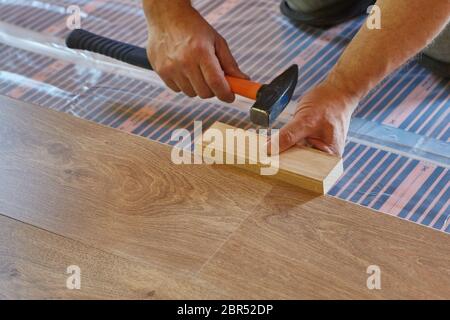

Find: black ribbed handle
<box><xmin>65</xmin><ymin>29</ymin><xmax>153</xmax><ymax>70</ymax></box>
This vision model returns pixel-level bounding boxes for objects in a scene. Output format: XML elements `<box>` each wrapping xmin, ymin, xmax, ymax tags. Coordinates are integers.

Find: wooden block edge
<box><xmin>194</xmin><ymin>122</ymin><xmax>344</xmax><ymax>194</ymax></box>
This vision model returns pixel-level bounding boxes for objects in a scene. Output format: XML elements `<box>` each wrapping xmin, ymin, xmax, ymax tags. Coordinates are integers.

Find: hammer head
<box><xmin>250</xmin><ymin>64</ymin><xmax>298</xmax><ymax>127</ymax></box>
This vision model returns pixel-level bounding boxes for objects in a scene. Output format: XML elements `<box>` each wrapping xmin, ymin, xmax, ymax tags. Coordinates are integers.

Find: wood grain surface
<box><xmin>0</xmin><ymin>95</ymin><xmax>449</xmax><ymax>299</ymax></box>
<box><xmin>0</xmin><ymin>96</ymin><xmax>272</xmax><ymax>274</ymax></box>
<box><xmin>0</xmin><ymin>214</ymin><xmax>222</xmax><ymax>299</ymax></box>
<box><xmin>197</xmin><ymin>185</ymin><xmax>450</xmax><ymax>299</ymax></box>
<box><xmin>196</xmin><ymin>121</ymin><xmax>343</xmax><ymax>194</ymax></box>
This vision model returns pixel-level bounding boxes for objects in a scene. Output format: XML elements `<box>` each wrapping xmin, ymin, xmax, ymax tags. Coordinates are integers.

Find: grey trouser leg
<box><xmin>287</xmin><ymin>0</ymin><xmax>344</xmax><ymax>13</ymax></box>
<box><xmin>281</xmin><ymin>0</ymin><xmax>375</xmax><ymax>27</ymax></box>
<box><xmin>423</xmin><ymin>24</ymin><xmax>450</xmax><ymax>63</ymax></box>
<box><xmin>286</xmin><ymin>0</ymin><xmax>450</xmax><ymax>69</ymax></box>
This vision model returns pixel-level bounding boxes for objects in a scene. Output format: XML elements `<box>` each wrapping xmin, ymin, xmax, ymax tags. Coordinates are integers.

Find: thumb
<box><xmin>268</xmin><ymin>120</ymin><xmax>310</xmax><ymax>155</ymax></box>
<box><xmin>215</xmin><ymin>36</ymin><xmax>249</xmax><ymax>79</ymax></box>
<box><xmin>306</xmin><ymin>137</ymin><xmax>337</xmax><ymax>155</ymax></box>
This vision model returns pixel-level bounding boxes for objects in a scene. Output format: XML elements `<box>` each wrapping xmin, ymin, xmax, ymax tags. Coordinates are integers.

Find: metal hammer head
<box><xmin>250</xmin><ymin>64</ymin><xmax>298</xmax><ymax>127</ymax></box>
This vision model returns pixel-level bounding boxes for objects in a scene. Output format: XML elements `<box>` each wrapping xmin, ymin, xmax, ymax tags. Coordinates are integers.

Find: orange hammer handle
<box><xmin>225</xmin><ymin>76</ymin><xmax>262</xmax><ymax>100</ymax></box>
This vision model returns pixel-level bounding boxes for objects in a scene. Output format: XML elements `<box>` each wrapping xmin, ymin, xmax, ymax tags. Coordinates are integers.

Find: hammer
<box><xmin>66</xmin><ymin>29</ymin><xmax>298</xmax><ymax>127</ymax></box>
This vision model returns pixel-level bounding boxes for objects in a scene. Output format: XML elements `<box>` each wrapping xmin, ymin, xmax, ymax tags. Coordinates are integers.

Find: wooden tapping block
<box><xmin>195</xmin><ymin>122</ymin><xmax>344</xmax><ymax>194</ymax></box>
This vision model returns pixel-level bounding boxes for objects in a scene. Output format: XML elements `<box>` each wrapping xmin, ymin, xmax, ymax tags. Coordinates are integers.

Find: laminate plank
<box><xmin>0</xmin><ymin>95</ymin><xmax>273</xmax><ymax>274</ymax></box>
<box><xmin>1</xmin><ymin>95</ymin><xmax>449</xmax><ymax>299</ymax></box>
<box><xmin>0</xmin><ymin>213</ymin><xmax>221</xmax><ymax>299</ymax></box>
<box><xmin>196</xmin><ymin>184</ymin><xmax>450</xmax><ymax>299</ymax></box>
<box><xmin>0</xmin><ymin>213</ymin><xmax>160</xmax><ymax>299</ymax></box>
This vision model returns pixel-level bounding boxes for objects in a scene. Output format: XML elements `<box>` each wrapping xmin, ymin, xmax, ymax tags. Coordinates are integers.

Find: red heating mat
<box><xmin>0</xmin><ymin>0</ymin><xmax>449</xmax><ymax>233</ymax></box>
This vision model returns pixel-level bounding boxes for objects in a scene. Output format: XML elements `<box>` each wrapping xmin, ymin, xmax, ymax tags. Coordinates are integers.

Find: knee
<box><xmin>285</xmin><ymin>0</ymin><xmax>332</xmax><ymax>13</ymax></box>
<box><xmin>280</xmin><ymin>0</ymin><xmax>376</xmax><ymax>28</ymax></box>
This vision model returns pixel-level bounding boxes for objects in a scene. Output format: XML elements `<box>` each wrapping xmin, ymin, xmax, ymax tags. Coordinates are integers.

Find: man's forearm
<box><xmin>325</xmin><ymin>0</ymin><xmax>450</xmax><ymax>108</ymax></box>
<box><xmin>143</xmin><ymin>0</ymin><xmax>193</xmax><ymax>27</ymax></box>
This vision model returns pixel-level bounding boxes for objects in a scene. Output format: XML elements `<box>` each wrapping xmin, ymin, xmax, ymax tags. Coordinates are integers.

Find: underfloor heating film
<box><xmin>0</xmin><ymin>0</ymin><xmax>449</xmax><ymax>233</ymax></box>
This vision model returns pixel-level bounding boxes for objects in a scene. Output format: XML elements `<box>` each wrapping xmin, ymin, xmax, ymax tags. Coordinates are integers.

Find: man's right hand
<box><xmin>144</xmin><ymin>0</ymin><xmax>248</xmax><ymax>102</ymax></box>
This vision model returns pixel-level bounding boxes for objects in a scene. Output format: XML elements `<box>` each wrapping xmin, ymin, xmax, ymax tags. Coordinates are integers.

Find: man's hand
<box><xmin>275</xmin><ymin>82</ymin><xmax>358</xmax><ymax>157</ymax></box>
<box><xmin>275</xmin><ymin>0</ymin><xmax>449</xmax><ymax>157</ymax></box>
<box><xmin>144</xmin><ymin>1</ymin><xmax>248</xmax><ymax>102</ymax></box>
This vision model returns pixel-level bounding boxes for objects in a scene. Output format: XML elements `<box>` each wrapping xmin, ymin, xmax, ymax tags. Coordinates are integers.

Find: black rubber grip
<box><xmin>65</xmin><ymin>29</ymin><xmax>153</xmax><ymax>70</ymax></box>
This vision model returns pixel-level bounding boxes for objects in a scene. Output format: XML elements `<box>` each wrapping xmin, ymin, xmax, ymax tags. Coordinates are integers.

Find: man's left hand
<box><xmin>274</xmin><ymin>82</ymin><xmax>358</xmax><ymax>157</ymax></box>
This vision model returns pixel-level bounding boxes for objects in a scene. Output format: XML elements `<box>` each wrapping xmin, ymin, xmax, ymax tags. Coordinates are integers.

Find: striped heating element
<box><xmin>0</xmin><ymin>0</ymin><xmax>448</xmax><ymax>232</ymax></box>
